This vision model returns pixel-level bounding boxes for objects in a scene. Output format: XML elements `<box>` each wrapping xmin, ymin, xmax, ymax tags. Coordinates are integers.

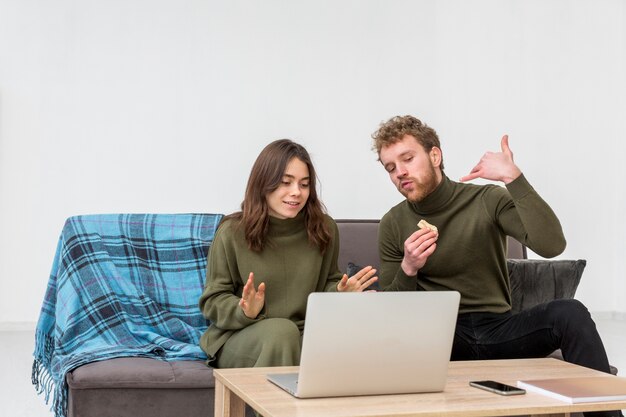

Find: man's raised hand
<box><xmin>460</xmin><ymin>135</ymin><xmax>522</xmax><ymax>184</ymax></box>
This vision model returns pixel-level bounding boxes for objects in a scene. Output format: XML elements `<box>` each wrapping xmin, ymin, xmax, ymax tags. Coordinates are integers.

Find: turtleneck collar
<box><xmin>409</xmin><ymin>174</ymin><xmax>455</xmax><ymax>215</ymax></box>
<box><xmin>268</xmin><ymin>211</ymin><xmax>306</xmax><ymax>236</ymax></box>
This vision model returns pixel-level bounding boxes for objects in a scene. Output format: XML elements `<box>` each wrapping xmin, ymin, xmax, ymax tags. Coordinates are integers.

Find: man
<box><xmin>373</xmin><ymin>115</ymin><xmax>620</xmax><ymax>417</ymax></box>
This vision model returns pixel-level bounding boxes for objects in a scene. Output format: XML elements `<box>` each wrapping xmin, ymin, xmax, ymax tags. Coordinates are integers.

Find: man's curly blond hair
<box><xmin>371</xmin><ymin>115</ymin><xmax>444</xmax><ymax>170</ymax></box>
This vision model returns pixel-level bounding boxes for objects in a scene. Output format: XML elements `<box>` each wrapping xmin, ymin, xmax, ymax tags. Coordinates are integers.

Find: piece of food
<box><xmin>418</xmin><ymin>219</ymin><xmax>438</xmax><ymax>234</ymax></box>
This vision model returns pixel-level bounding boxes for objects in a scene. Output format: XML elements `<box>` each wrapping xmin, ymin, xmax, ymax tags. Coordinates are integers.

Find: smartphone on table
<box><xmin>469</xmin><ymin>380</ymin><xmax>526</xmax><ymax>396</ymax></box>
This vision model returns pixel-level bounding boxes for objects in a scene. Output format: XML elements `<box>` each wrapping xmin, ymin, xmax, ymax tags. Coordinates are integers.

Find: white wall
<box><xmin>1</xmin><ymin>0</ymin><xmax>625</xmax><ymax>325</ymax></box>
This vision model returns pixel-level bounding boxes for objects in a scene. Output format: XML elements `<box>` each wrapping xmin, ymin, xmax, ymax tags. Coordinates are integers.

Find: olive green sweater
<box><xmin>199</xmin><ymin>213</ymin><xmax>342</xmax><ymax>358</ymax></box>
<box><xmin>378</xmin><ymin>174</ymin><xmax>566</xmax><ymax>314</ymax></box>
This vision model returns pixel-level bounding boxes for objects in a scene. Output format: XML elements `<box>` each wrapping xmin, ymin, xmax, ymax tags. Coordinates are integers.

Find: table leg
<box><xmin>215</xmin><ymin>379</ymin><xmax>246</xmax><ymax>417</ymax></box>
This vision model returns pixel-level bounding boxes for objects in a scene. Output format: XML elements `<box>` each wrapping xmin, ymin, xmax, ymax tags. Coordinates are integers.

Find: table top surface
<box><xmin>214</xmin><ymin>358</ymin><xmax>626</xmax><ymax>417</ymax></box>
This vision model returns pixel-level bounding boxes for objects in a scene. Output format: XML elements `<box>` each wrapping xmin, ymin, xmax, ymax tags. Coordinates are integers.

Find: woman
<box><xmin>199</xmin><ymin>139</ymin><xmax>377</xmax><ymax>369</ymax></box>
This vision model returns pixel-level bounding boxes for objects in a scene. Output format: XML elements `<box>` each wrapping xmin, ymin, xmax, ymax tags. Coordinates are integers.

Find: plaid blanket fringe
<box><xmin>32</xmin><ymin>213</ymin><xmax>223</xmax><ymax>417</ymax></box>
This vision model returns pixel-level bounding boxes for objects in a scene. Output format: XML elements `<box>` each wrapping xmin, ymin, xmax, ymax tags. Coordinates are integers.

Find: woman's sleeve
<box><xmin>198</xmin><ymin>224</ymin><xmax>262</xmax><ymax>329</ymax></box>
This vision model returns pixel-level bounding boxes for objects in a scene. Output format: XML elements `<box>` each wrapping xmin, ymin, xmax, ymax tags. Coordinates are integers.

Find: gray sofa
<box><xmin>64</xmin><ymin>218</ymin><xmax>602</xmax><ymax>417</ymax></box>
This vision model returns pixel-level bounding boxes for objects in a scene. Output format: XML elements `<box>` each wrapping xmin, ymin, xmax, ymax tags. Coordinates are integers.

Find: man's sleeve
<box><xmin>495</xmin><ymin>174</ymin><xmax>566</xmax><ymax>258</ymax></box>
<box><xmin>378</xmin><ymin>212</ymin><xmax>419</xmax><ymax>291</ymax></box>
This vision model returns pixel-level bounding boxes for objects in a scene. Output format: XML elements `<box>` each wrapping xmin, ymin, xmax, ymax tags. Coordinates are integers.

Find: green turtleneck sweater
<box><xmin>378</xmin><ymin>174</ymin><xmax>566</xmax><ymax>314</ymax></box>
<box><xmin>199</xmin><ymin>213</ymin><xmax>342</xmax><ymax>358</ymax></box>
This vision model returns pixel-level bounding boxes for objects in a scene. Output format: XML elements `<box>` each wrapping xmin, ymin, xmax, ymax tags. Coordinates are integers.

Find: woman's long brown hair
<box><xmin>223</xmin><ymin>139</ymin><xmax>331</xmax><ymax>253</ymax></box>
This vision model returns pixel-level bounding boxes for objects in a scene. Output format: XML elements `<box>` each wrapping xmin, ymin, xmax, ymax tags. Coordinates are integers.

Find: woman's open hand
<box><xmin>239</xmin><ymin>272</ymin><xmax>265</xmax><ymax>318</ymax></box>
<box><xmin>337</xmin><ymin>266</ymin><xmax>378</xmax><ymax>292</ymax></box>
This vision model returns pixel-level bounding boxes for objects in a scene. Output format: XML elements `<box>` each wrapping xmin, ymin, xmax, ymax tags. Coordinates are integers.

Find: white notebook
<box><xmin>267</xmin><ymin>291</ymin><xmax>460</xmax><ymax>398</ymax></box>
<box><xmin>517</xmin><ymin>376</ymin><xmax>626</xmax><ymax>403</ymax></box>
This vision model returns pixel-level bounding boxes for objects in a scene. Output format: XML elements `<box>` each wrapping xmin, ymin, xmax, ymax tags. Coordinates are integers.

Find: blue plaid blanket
<box><xmin>32</xmin><ymin>213</ymin><xmax>223</xmax><ymax>417</ymax></box>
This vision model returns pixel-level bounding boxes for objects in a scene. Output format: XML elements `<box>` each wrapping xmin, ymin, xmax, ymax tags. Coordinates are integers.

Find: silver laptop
<box><xmin>266</xmin><ymin>291</ymin><xmax>460</xmax><ymax>398</ymax></box>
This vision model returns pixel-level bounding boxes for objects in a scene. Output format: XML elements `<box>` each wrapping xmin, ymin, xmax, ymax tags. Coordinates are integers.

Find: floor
<box><xmin>2</xmin><ymin>313</ymin><xmax>624</xmax><ymax>417</ymax></box>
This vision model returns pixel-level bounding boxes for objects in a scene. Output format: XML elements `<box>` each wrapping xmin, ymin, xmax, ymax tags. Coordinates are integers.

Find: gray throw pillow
<box><xmin>507</xmin><ymin>259</ymin><xmax>586</xmax><ymax>314</ymax></box>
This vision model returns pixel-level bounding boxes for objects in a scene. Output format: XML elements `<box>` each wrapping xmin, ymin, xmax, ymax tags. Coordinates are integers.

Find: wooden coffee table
<box><xmin>214</xmin><ymin>358</ymin><xmax>625</xmax><ymax>417</ymax></box>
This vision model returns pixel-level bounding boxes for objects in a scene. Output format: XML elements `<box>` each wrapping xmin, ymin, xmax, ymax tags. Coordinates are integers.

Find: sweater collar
<box><xmin>409</xmin><ymin>174</ymin><xmax>455</xmax><ymax>215</ymax></box>
<box><xmin>268</xmin><ymin>211</ymin><xmax>306</xmax><ymax>236</ymax></box>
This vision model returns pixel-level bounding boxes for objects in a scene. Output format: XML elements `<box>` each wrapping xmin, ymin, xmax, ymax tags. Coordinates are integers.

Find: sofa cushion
<box><xmin>507</xmin><ymin>259</ymin><xmax>586</xmax><ymax>314</ymax></box>
<box><xmin>66</xmin><ymin>358</ymin><xmax>215</xmax><ymax>389</ymax></box>
<box><xmin>336</xmin><ymin>220</ymin><xmax>380</xmax><ymax>272</ymax></box>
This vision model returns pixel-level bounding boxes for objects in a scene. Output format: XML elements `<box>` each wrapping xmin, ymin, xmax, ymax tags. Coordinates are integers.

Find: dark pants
<box><xmin>452</xmin><ymin>299</ymin><xmax>622</xmax><ymax>417</ymax></box>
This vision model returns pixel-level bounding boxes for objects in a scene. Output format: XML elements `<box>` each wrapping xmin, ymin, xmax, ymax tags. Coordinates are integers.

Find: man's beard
<box><xmin>401</xmin><ymin>163</ymin><xmax>439</xmax><ymax>203</ymax></box>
